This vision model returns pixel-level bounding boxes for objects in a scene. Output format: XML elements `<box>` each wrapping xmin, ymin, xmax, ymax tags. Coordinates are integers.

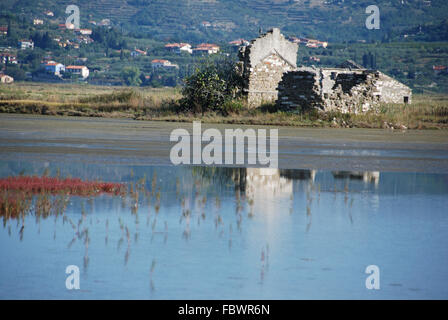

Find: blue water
<box><xmin>0</xmin><ymin>162</ymin><xmax>447</xmax><ymax>299</ymax></box>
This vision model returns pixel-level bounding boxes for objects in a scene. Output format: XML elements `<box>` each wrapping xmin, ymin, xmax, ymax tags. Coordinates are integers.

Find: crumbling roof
<box><xmin>338</xmin><ymin>60</ymin><xmax>364</xmax><ymax>70</ymax></box>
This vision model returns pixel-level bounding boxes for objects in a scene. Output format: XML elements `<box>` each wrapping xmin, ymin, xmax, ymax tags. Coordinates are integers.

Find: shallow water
<box><xmin>1</xmin><ymin>163</ymin><xmax>448</xmax><ymax>299</ymax></box>
<box><xmin>1</xmin><ymin>115</ymin><xmax>448</xmax><ymax>299</ymax></box>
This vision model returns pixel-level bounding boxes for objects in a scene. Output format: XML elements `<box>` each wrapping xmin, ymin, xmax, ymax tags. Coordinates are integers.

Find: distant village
<box><xmin>0</xmin><ymin>10</ymin><xmax>446</xmax><ymax>87</ymax></box>
<box><xmin>0</xmin><ymin>9</ymin><xmax>344</xmax><ymax>86</ymax></box>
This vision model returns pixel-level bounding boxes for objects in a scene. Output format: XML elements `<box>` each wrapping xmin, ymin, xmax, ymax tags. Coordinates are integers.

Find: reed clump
<box><xmin>0</xmin><ymin>175</ymin><xmax>126</xmax><ymax>221</ymax></box>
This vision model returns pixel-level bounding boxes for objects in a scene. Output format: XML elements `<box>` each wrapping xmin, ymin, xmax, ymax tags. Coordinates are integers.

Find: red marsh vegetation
<box><xmin>0</xmin><ymin>175</ymin><xmax>125</xmax><ymax>221</ymax></box>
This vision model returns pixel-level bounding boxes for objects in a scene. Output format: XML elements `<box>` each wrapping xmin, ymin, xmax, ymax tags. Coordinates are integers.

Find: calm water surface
<box><xmin>0</xmin><ymin>115</ymin><xmax>447</xmax><ymax>299</ymax></box>
<box><xmin>0</xmin><ymin>162</ymin><xmax>447</xmax><ymax>299</ymax></box>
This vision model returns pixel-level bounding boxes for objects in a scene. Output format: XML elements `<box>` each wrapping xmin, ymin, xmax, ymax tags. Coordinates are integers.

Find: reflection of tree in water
<box><xmin>3</xmin><ymin>163</ymin><xmax>446</xmax><ymax>295</ymax></box>
<box><xmin>332</xmin><ymin>171</ymin><xmax>380</xmax><ymax>186</ymax></box>
<box><xmin>191</xmin><ymin>167</ymin><xmax>247</xmax><ymax>192</ymax></box>
<box><xmin>280</xmin><ymin>169</ymin><xmax>316</xmax><ymax>182</ymax></box>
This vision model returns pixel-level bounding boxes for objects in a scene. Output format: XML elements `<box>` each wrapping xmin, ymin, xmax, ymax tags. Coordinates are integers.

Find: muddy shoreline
<box><xmin>1</xmin><ymin>114</ymin><xmax>448</xmax><ymax>173</ymax></box>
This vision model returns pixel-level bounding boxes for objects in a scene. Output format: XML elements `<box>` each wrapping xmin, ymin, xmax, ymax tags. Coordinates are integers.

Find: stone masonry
<box><xmin>240</xmin><ymin>28</ymin><xmax>412</xmax><ymax>113</ymax></box>
<box><xmin>239</xmin><ymin>28</ymin><xmax>298</xmax><ymax>107</ymax></box>
<box><xmin>277</xmin><ymin>66</ymin><xmax>412</xmax><ymax>113</ymax></box>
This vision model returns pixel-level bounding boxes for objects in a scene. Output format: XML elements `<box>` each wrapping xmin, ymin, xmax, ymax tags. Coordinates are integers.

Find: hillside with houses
<box><xmin>0</xmin><ymin>0</ymin><xmax>447</xmax><ymax>92</ymax></box>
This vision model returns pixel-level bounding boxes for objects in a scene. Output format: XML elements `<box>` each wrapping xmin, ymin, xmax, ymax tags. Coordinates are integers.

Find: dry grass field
<box><xmin>0</xmin><ymin>82</ymin><xmax>447</xmax><ymax>129</ymax></box>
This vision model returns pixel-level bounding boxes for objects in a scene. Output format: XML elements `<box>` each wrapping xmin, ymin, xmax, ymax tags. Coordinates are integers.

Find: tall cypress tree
<box><xmin>7</xmin><ymin>20</ymin><xmax>13</xmax><ymax>38</ymax></box>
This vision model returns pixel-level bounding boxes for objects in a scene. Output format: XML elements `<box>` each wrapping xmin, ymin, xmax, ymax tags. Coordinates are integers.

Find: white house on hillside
<box><xmin>0</xmin><ymin>53</ymin><xmax>18</xmax><ymax>64</ymax></box>
<box><xmin>76</xmin><ymin>29</ymin><xmax>93</xmax><ymax>36</ymax></box>
<box><xmin>65</xmin><ymin>65</ymin><xmax>90</xmax><ymax>79</ymax></box>
<box><xmin>42</xmin><ymin>61</ymin><xmax>65</xmax><ymax>75</ymax></box>
<box><xmin>18</xmin><ymin>40</ymin><xmax>34</xmax><ymax>50</ymax></box>
<box><xmin>0</xmin><ymin>74</ymin><xmax>14</xmax><ymax>83</ymax></box>
<box><xmin>151</xmin><ymin>59</ymin><xmax>179</xmax><ymax>69</ymax></box>
<box><xmin>131</xmin><ymin>49</ymin><xmax>147</xmax><ymax>57</ymax></box>
<box><xmin>192</xmin><ymin>43</ymin><xmax>220</xmax><ymax>55</ymax></box>
<box><xmin>164</xmin><ymin>43</ymin><xmax>192</xmax><ymax>54</ymax></box>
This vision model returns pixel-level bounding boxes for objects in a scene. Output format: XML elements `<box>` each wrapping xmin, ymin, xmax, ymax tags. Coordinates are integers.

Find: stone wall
<box><xmin>239</xmin><ymin>28</ymin><xmax>298</xmax><ymax>107</ymax></box>
<box><xmin>277</xmin><ymin>67</ymin><xmax>412</xmax><ymax>113</ymax></box>
<box><xmin>276</xmin><ymin>67</ymin><xmax>324</xmax><ymax>112</ymax></box>
<box><xmin>240</xmin><ymin>28</ymin><xmax>412</xmax><ymax>112</ymax></box>
<box><xmin>320</xmin><ymin>68</ymin><xmax>381</xmax><ymax>113</ymax></box>
<box><xmin>375</xmin><ymin>73</ymin><xmax>412</xmax><ymax>104</ymax></box>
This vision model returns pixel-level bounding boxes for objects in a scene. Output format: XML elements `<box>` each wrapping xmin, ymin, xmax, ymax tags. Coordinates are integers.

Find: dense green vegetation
<box><xmin>180</xmin><ymin>59</ymin><xmax>243</xmax><ymax>114</ymax></box>
<box><xmin>0</xmin><ymin>0</ymin><xmax>447</xmax><ymax>93</ymax></box>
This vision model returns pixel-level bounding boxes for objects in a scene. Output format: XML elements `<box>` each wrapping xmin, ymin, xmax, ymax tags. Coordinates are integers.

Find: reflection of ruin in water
<box><xmin>279</xmin><ymin>169</ymin><xmax>316</xmax><ymax>182</ymax></box>
<box><xmin>2</xmin><ymin>162</ymin><xmax>448</xmax><ymax>299</ymax></box>
<box><xmin>244</xmin><ymin>168</ymin><xmax>319</xmax><ymax>217</ymax></box>
<box><xmin>332</xmin><ymin>171</ymin><xmax>380</xmax><ymax>186</ymax></box>
<box><xmin>245</xmin><ymin>168</ymin><xmax>293</xmax><ymax>202</ymax></box>
<box><xmin>241</xmin><ymin>168</ymin><xmax>380</xmax><ymax>215</ymax></box>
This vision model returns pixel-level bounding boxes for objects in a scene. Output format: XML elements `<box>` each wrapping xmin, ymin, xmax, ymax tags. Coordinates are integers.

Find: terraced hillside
<box><xmin>1</xmin><ymin>0</ymin><xmax>447</xmax><ymax>42</ymax></box>
<box><xmin>78</xmin><ymin>0</ymin><xmax>139</xmax><ymax>23</ymax></box>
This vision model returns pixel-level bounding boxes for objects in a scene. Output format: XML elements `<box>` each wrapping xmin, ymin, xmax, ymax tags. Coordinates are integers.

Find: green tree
<box><xmin>5</xmin><ymin>65</ymin><xmax>26</xmax><ymax>81</ymax></box>
<box><xmin>180</xmin><ymin>59</ymin><xmax>242</xmax><ymax>114</ymax></box>
<box><xmin>121</xmin><ymin>66</ymin><xmax>142</xmax><ymax>86</ymax></box>
<box><xmin>7</xmin><ymin>20</ymin><xmax>14</xmax><ymax>38</ymax></box>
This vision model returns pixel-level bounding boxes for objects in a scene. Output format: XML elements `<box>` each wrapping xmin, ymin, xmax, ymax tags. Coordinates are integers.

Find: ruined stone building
<box><xmin>239</xmin><ymin>28</ymin><xmax>412</xmax><ymax>113</ymax></box>
<box><xmin>239</xmin><ymin>28</ymin><xmax>298</xmax><ymax>107</ymax></box>
<box><xmin>277</xmin><ymin>65</ymin><xmax>412</xmax><ymax>113</ymax></box>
